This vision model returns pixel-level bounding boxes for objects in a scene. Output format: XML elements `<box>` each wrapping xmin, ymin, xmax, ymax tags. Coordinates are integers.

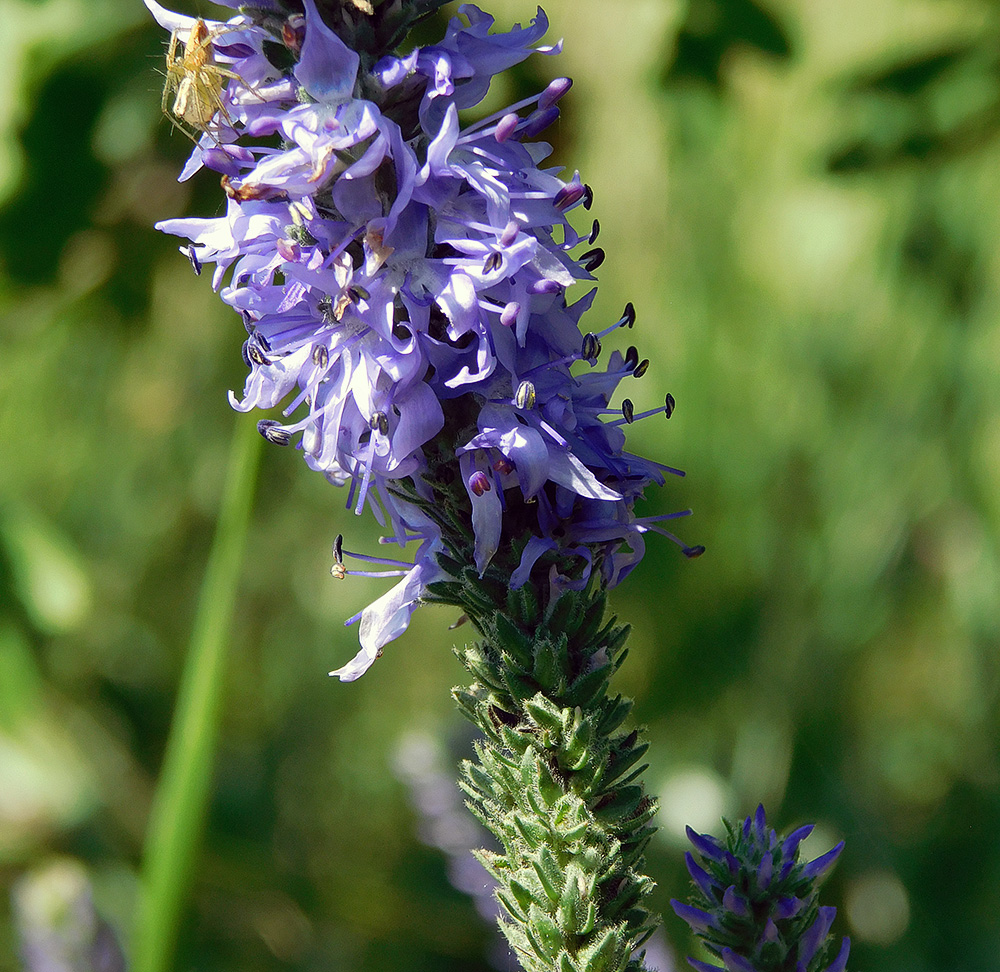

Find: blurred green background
<box><xmin>2</xmin><ymin>0</ymin><xmax>999</xmax><ymax>968</ymax></box>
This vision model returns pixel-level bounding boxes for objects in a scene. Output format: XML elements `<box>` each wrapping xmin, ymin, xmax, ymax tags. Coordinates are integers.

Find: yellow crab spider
<box><xmin>161</xmin><ymin>19</ymin><xmax>251</xmax><ymax>141</ymax></box>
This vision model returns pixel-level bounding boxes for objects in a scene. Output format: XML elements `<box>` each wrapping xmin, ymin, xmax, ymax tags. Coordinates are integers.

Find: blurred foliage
<box><xmin>1</xmin><ymin>0</ymin><xmax>999</xmax><ymax>970</ymax></box>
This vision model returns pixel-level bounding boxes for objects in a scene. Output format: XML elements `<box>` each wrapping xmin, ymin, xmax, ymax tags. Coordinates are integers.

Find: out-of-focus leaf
<box><xmin>661</xmin><ymin>0</ymin><xmax>792</xmax><ymax>88</ymax></box>
<box><xmin>0</xmin><ymin>503</ymin><xmax>92</xmax><ymax>636</ymax></box>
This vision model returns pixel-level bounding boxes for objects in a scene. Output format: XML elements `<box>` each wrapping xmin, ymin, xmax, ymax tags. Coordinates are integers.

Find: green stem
<box><xmin>134</xmin><ymin>417</ymin><xmax>263</xmax><ymax>972</ymax></box>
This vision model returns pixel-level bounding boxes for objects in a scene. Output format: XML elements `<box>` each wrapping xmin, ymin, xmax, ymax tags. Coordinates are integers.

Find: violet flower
<box><xmin>148</xmin><ymin>0</ymin><xmax>699</xmax><ymax>679</ymax></box>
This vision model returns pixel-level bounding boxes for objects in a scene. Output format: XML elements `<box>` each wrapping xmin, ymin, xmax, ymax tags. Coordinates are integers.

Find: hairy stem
<box><xmin>428</xmin><ymin>566</ymin><xmax>659</xmax><ymax>972</ymax></box>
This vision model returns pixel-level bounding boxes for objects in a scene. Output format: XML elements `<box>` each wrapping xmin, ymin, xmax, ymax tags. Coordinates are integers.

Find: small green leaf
<box><xmin>524</xmin><ymin>694</ymin><xmax>565</xmax><ymax>733</ymax></box>
<box><xmin>494</xmin><ymin>612</ymin><xmax>535</xmax><ymax>668</ymax></box>
<box><xmin>531</xmin><ymin>637</ymin><xmax>561</xmax><ymax>690</ymax></box>
<box><xmin>528</xmin><ymin>904</ymin><xmax>564</xmax><ymax>961</ymax></box>
<box><xmin>576</xmin><ymin>925</ymin><xmax>628</xmax><ymax>972</ymax></box>
<box><xmin>513</xmin><ymin>812</ymin><xmax>548</xmax><ymax>848</ymax></box>
<box><xmin>557</xmin><ymin>951</ymin><xmax>579</xmax><ymax>972</ymax></box>
<box><xmin>530</xmin><ymin>847</ymin><xmax>564</xmax><ymax>904</ymax></box>
<box><xmin>508</xmin><ymin>877</ymin><xmax>537</xmax><ymax>914</ymax></box>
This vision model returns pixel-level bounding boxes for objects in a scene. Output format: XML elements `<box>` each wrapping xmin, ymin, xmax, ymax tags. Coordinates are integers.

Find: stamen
<box><xmin>624</xmin><ymin>346</ymin><xmax>639</xmax><ymax>371</ymax></box>
<box><xmin>483</xmin><ymin>251</ymin><xmax>503</xmax><ymax>274</ymax></box>
<box><xmin>257</xmin><ymin>419</ymin><xmax>292</xmax><ymax>445</ymax></box>
<box><xmin>331</xmin><ymin>533</ymin><xmax>345</xmax><ymax>579</ymax></box>
<box><xmin>621</xmin><ymin>399</ymin><xmax>634</xmax><ymax>424</ymax></box>
<box><xmin>522</xmin><ymin>105</ymin><xmax>559</xmax><ymax>138</ymax></box>
<box><xmin>554</xmin><ymin>183</ymin><xmax>585</xmax><ymax>212</ymax></box>
<box><xmin>593</xmin><ymin>302</ymin><xmax>637</xmax><ymax>341</ymax></box>
<box><xmin>276</xmin><ymin>238</ymin><xmax>299</xmax><ymax>262</ymax></box>
<box><xmin>538</xmin><ymin>77</ymin><xmax>572</xmax><ymax>109</ymax></box>
<box><xmin>180</xmin><ymin>245</ymin><xmax>202</xmax><ymax>275</ymax></box>
<box><xmin>312</xmin><ymin>344</ymin><xmax>329</xmax><ymax>368</ymax></box>
<box><xmin>664</xmin><ymin>392</ymin><xmax>676</xmax><ymax>418</ymax></box>
<box><xmin>588</xmin><ymin>219</ymin><xmax>600</xmax><ymax>244</ymax></box>
<box><xmin>529</xmin><ymin>278</ymin><xmax>561</xmax><ymax>295</ymax></box>
<box><xmin>500</xmin><ymin>220</ymin><xmax>520</xmax><ymax>247</ymax></box>
<box><xmin>514</xmin><ymin>380</ymin><xmax>536</xmax><ymax>410</ymax></box>
<box><xmin>495</xmin><ymin>112</ymin><xmax>519</xmax><ymax>142</ymax></box>
<box><xmin>579</xmin><ymin>247</ymin><xmax>605</xmax><ymax>272</ymax></box>
<box><xmin>632</xmin><ymin>359</ymin><xmax>649</xmax><ymax>378</ymax></box>
<box><xmin>340</xmin><ymin>547</ymin><xmax>414</xmax><ymax>569</ymax></box>
<box><xmin>370</xmin><ymin>410</ymin><xmax>389</xmax><ymax>435</ymax></box>
<box><xmin>468</xmin><ymin>471</ymin><xmax>491</xmax><ymax>496</ymax></box>
<box><xmin>608</xmin><ymin>398</ymin><xmax>673</xmax><ymax>427</ymax></box>
<box><xmin>247</xmin><ymin>344</ymin><xmax>270</xmax><ymax>366</ymax></box>
<box><xmin>581</xmin><ymin>332</ymin><xmax>601</xmax><ymax>364</ymax></box>
<box><xmin>500</xmin><ymin>302</ymin><xmax>520</xmax><ymax>327</ymax></box>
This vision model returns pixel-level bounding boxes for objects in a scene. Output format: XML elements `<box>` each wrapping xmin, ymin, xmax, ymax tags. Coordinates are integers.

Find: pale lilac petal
<box><xmin>295</xmin><ymin>0</ymin><xmax>360</xmax><ymax>104</ymax></box>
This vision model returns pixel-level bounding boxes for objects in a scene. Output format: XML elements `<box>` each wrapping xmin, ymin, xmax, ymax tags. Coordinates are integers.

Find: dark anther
<box><xmin>623</xmin><ymin>301</ymin><xmax>636</xmax><ymax>327</ymax></box>
<box><xmin>181</xmin><ymin>245</ymin><xmax>202</xmax><ymax>276</ymax></box>
<box><xmin>632</xmin><ymin>359</ymin><xmax>649</xmax><ymax>378</ymax></box>
<box><xmin>581</xmin><ymin>332</ymin><xmax>601</xmax><ymax>364</ymax></box>
<box><xmin>248</xmin><ymin>344</ymin><xmax>270</xmax><ymax>366</ymax></box>
<box><xmin>664</xmin><ymin>392</ymin><xmax>675</xmax><ymax>418</ymax></box>
<box><xmin>317</xmin><ymin>295</ymin><xmax>335</xmax><ymax>322</ymax></box>
<box><xmin>483</xmin><ymin>251</ymin><xmax>503</xmax><ymax>273</ymax></box>
<box><xmin>370</xmin><ymin>410</ymin><xmax>389</xmax><ymax>435</ymax></box>
<box><xmin>624</xmin><ymin>345</ymin><xmax>639</xmax><ymax>371</ymax></box>
<box><xmin>589</xmin><ymin>219</ymin><xmax>600</xmax><ymax>244</ymax></box>
<box><xmin>282</xmin><ymin>15</ymin><xmax>304</xmax><ymax>54</ymax></box>
<box><xmin>580</xmin><ymin>247</ymin><xmax>605</xmax><ymax>272</ymax></box>
<box><xmin>241</xmin><ymin>311</ymin><xmax>256</xmax><ymax>334</ymax></box>
<box><xmin>622</xmin><ymin>399</ymin><xmax>634</xmax><ymax>424</ymax></box>
<box><xmin>583</xmin><ymin>184</ymin><xmax>594</xmax><ymax>209</ymax></box>
<box><xmin>312</xmin><ymin>344</ymin><xmax>329</xmax><ymax>368</ymax></box>
<box><xmin>683</xmin><ymin>545</ymin><xmax>706</xmax><ymax>559</ymax></box>
<box><xmin>348</xmin><ymin>284</ymin><xmax>370</xmax><ymax>303</ymax></box>
<box><xmin>257</xmin><ymin>419</ymin><xmax>291</xmax><ymax>445</ymax></box>
<box><xmin>331</xmin><ymin>531</ymin><xmax>346</xmax><ymax>579</ymax></box>
<box><xmin>468</xmin><ymin>471</ymin><xmax>491</xmax><ymax>496</ymax></box>
<box><xmin>514</xmin><ymin>380</ymin><xmax>536</xmax><ymax>410</ymax></box>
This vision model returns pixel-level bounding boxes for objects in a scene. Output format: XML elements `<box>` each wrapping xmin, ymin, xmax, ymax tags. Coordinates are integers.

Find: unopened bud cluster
<box><xmin>671</xmin><ymin>806</ymin><xmax>850</xmax><ymax>972</ymax></box>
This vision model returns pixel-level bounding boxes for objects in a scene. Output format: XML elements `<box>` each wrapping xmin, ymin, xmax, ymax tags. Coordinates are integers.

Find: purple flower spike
<box><xmin>150</xmin><ymin>0</ymin><xmax>697</xmax><ymax>674</ymax></box>
<box><xmin>674</xmin><ymin>807</ymin><xmax>848</xmax><ymax>972</ymax></box>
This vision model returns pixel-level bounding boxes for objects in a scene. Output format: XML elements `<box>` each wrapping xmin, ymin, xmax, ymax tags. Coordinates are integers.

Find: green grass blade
<box><xmin>134</xmin><ymin>416</ymin><xmax>264</xmax><ymax>972</ymax></box>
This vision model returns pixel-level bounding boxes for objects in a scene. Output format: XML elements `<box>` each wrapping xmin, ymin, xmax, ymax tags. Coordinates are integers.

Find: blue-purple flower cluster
<box><xmin>671</xmin><ymin>806</ymin><xmax>850</xmax><ymax>972</ymax></box>
<box><xmin>149</xmin><ymin>0</ymin><xmax>697</xmax><ymax>679</ymax></box>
